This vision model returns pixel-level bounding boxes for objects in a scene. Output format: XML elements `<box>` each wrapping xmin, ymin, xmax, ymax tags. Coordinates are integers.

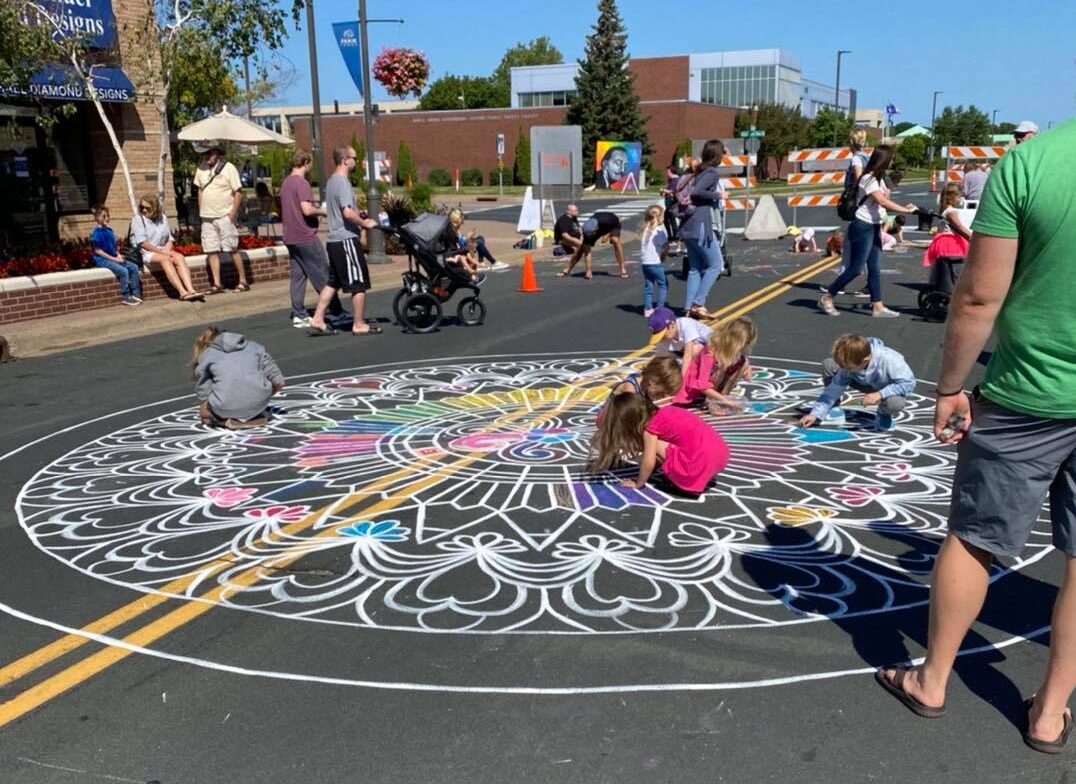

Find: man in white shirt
<box><xmin>193</xmin><ymin>145</ymin><xmax>250</xmax><ymax>293</ymax></box>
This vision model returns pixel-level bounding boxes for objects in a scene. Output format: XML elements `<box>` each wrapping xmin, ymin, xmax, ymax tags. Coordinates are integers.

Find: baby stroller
<box><xmin>680</xmin><ymin>202</ymin><xmax>733</xmax><ymax>280</ymax></box>
<box><xmin>917</xmin><ymin>209</ymin><xmax>968</xmax><ymax>322</ymax></box>
<box><xmin>386</xmin><ymin>213</ymin><xmax>486</xmax><ymax>333</ymax></box>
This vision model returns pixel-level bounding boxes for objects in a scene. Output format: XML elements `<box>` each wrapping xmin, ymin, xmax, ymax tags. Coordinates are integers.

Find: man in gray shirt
<box><xmin>961</xmin><ymin>162</ymin><xmax>989</xmax><ymax>204</ymax></box>
<box><xmin>308</xmin><ymin>145</ymin><xmax>382</xmax><ymax>336</ymax></box>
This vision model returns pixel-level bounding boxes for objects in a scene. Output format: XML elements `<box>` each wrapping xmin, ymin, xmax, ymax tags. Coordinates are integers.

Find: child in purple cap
<box><xmin>648</xmin><ymin>306</ymin><xmax>712</xmax><ymax>367</ymax></box>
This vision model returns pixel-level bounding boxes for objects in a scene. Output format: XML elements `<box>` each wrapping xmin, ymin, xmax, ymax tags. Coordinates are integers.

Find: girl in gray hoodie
<box><xmin>191</xmin><ymin>327</ymin><xmax>285</xmax><ymax>429</ymax></box>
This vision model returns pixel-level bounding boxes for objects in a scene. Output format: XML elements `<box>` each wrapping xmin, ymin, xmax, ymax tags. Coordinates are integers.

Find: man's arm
<box><xmin>229</xmin><ymin>189</ymin><xmax>242</xmax><ymax>222</ymax></box>
<box><xmin>933</xmin><ymin>234</ymin><xmax>1018</xmax><ymax>440</ymax></box>
<box><xmin>342</xmin><ymin>206</ymin><xmax>377</xmax><ymax>229</ymax></box>
<box><xmin>300</xmin><ymin>200</ymin><xmax>326</xmax><ymax>217</ymax></box>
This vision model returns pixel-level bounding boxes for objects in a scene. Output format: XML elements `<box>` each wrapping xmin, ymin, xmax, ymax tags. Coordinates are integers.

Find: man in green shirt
<box><xmin>876</xmin><ymin>119</ymin><xmax>1076</xmax><ymax>753</ymax></box>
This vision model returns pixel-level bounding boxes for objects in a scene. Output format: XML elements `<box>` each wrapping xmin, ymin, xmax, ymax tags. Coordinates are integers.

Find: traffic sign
<box><xmin>745</xmin><ymin>137</ymin><xmax>762</xmax><ymax>155</ymax></box>
<box><xmin>496</xmin><ymin>133</ymin><xmax>505</xmax><ymax>157</ymax></box>
<box><xmin>739</xmin><ymin>129</ymin><xmax>766</xmax><ymax>138</ymax></box>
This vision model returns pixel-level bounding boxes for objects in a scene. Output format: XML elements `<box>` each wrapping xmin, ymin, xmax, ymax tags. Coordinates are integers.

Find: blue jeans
<box><xmin>473</xmin><ymin>236</ymin><xmax>497</xmax><ymax>264</ymax></box>
<box><xmin>94</xmin><ymin>257</ymin><xmax>142</xmax><ymax>299</ymax></box>
<box><xmin>828</xmin><ymin>220</ymin><xmax>881</xmax><ymax>303</ymax></box>
<box><xmin>683</xmin><ymin>230</ymin><xmax>723</xmax><ymax>311</ymax></box>
<box><xmin>641</xmin><ymin>264</ymin><xmax>667</xmax><ymax>310</ymax></box>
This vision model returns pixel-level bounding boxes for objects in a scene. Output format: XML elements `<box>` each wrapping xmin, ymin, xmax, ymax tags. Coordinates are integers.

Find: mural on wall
<box><xmin>593</xmin><ymin>141</ymin><xmax>642</xmax><ymax>190</ymax></box>
<box><xmin>17</xmin><ymin>353</ymin><xmax>1051</xmax><ymax>647</ymax></box>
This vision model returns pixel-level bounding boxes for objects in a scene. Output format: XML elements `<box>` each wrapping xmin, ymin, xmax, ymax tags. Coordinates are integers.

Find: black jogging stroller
<box><xmin>385</xmin><ymin>213</ymin><xmax>486</xmax><ymax>333</ymax></box>
<box><xmin>915</xmin><ymin>209</ymin><xmax>966</xmax><ymax>322</ymax></box>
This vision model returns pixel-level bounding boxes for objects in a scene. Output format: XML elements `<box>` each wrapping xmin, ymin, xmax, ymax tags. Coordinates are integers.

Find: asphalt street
<box><xmin>0</xmin><ymin>213</ymin><xmax>1069</xmax><ymax>784</ymax></box>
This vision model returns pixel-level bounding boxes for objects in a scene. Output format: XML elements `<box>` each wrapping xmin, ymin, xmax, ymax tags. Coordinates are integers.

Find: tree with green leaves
<box><xmin>396</xmin><ymin>140</ymin><xmax>416</xmax><ymax>187</ymax></box>
<box><xmin>346</xmin><ymin>131</ymin><xmax>366</xmax><ymax>187</ymax></box>
<box><xmin>994</xmin><ymin>121</ymin><xmax>1016</xmax><ymax>136</ymax></box>
<box><xmin>893</xmin><ymin>135</ymin><xmax>928</xmax><ymax>169</ymax></box>
<box><xmin>931</xmin><ymin>105</ymin><xmax>992</xmax><ymax>146</ymax></box>
<box><xmin>490</xmin><ymin>37</ymin><xmax>563</xmax><ymax>107</ymax></box>
<box><xmin>0</xmin><ymin>2</ymin><xmax>75</xmax><ymax>129</ymax></box>
<box><xmin>513</xmin><ymin>127</ymin><xmax>531</xmax><ymax>186</ymax></box>
<box><xmin>417</xmin><ymin>74</ymin><xmax>499</xmax><ymax>111</ymax></box>
<box><xmin>564</xmin><ymin>0</ymin><xmax>652</xmax><ymax>182</ymax></box>
<box><xmin>735</xmin><ymin>104</ymin><xmax>812</xmax><ymax>179</ymax></box>
<box><xmin>812</xmin><ymin>106</ymin><xmax>854</xmax><ymax>149</ymax></box>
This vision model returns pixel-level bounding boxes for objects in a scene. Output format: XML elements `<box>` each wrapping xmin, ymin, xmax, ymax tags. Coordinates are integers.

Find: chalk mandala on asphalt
<box><xmin>16</xmin><ymin>352</ymin><xmax>1050</xmax><ymax>634</ymax></box>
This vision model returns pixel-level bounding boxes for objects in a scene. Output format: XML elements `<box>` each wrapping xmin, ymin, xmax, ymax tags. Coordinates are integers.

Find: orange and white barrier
<box><xmin>943</xmin><ymin>146</ymin><xmax>1007</xmax><ymax>159</ymax></box>
<box><xmin>723</xmin><ymin>198</ymin><xmax>757</xmax><ymax>211</ymax></box>
<box><xmin>786</xmin><ymin>171</ymin><xmax>846</xmax><ymax>186</ymax></box>
<box><xmin>945</xmin><ymin>170</ymin><xmax>964</xmax><ymax>182</ymax></box>
<box><xmin>719</xmin><ymin>155</ymin><xmax>757</xmax><ymax>168</ymax></box>
<box><xmin>787</xmin><ymin>147</ymin><xmax>873</xmax><ymax>163</ymax></box>
<box><xmin>720</xmin><ymin>177</ymin><xmax>756</xmax><ymax>189</ymax></box>
<box><xmin>787</xmin><ymin>194</ymin><xmax>841</xmax><ymax>208</ymax></box>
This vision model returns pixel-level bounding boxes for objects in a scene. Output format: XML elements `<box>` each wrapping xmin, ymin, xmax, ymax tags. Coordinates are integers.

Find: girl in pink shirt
<box><xmin>589</xmin><ymin>394</ymin><xmax>729</xmax><ymax>495</ymax></box>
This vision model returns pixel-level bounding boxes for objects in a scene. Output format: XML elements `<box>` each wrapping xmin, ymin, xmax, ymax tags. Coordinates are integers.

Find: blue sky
<box><xmin>267</xmin><ymin>0</ymin><xmax>1075</xmax><ymax>128</ymax></box>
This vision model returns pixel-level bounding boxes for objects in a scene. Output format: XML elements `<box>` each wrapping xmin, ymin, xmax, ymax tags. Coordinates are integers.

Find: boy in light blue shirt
<box><xmin>799</xmin><ymin>333</ymin><xmax>916</xmax><ymax>431</ymax></box>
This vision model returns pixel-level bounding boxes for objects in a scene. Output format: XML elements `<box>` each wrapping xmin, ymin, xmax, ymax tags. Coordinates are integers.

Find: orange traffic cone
<box><xmin>518</xmin><ymin>253</ymin><xmax>543</xmax><ymax>293</ymax></box>
<box><xmin>929</xmin><ymin>169</ymin><xmax>938</xmax><ymax>193</ymax></box>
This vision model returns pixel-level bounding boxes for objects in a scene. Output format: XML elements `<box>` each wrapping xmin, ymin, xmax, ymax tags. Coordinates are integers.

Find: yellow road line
<box><xmin>0</xmin><ymin>254</ymin><xmax>838</xmax><ymax>727</ymax></box>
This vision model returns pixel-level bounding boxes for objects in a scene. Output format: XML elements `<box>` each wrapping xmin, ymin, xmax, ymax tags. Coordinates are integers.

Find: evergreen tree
<box><xmin>513</xmin><ymin>127</ymin><xmax>532</xmax><ymax>186</ymax></box>
<box><xmin>348</xmin><ymin>131</ymin><xmax>366</xmax><ymax>187</ymax></box>
<box><xmin>396</xmin><ymin>140</ymin><xmax>416</xmax><ymax>187</ymax></box>
<box><xmin>564</xmin><ymin>0</ymin><xmax>652</xmax><ymax>183</ymax></box>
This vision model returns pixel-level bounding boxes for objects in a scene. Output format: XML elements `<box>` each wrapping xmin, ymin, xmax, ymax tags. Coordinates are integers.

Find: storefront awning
<box><xmin>0</xmin><ymin>65</ymin><xmax>135</xmax><ymax>103</ymax></box>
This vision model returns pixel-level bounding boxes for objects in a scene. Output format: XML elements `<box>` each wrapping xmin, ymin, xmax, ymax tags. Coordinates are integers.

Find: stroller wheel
<box><xmin>722</xmin><ymin>253</ymin><xmax>732</xmax><ymax>278</ymax></box>
<box><xmin>392</xmin><ymin>288</ymin><xmax>408</xmax><ymax>324</ymax></box>
<box><xmin>920</xmin><ymin>291</ymin><xmax>950</xmax><ymax>322</ymax></box>
<box><xmin>457</xmin><ymin>296</ymin><xmax>486</xmax><ymax>326</ymax></box>
<box><xmin>401</xmin><ymin>292</ymin><xmax>443</xmax><ymax>333</ymax></box>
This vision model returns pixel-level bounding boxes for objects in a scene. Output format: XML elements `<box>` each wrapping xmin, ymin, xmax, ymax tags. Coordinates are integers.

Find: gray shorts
<box><xmin>949</xmin><ymin>393</ymin><xmax>1076</xmax><ymax>558</ymax></box>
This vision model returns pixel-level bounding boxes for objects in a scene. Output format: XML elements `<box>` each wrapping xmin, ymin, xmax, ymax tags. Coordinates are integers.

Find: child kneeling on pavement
<box><xmin>191</xmin><ymin>326</ymin><xmax>284</xmax><ymax>429</ymax></box>
<box><xmin>799</xmin><ymin>334</ymin><xmax>915</xmax><ymax>432</ymax></box>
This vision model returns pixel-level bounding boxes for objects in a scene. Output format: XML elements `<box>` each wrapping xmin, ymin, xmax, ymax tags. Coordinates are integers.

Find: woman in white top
<box><xmin>131</xmin><ymin>194</ymin><xmax>204</xmax><ymax>301</ymax></box>
<box><xmin>819</xmin><ymin>146</ymin><xmax>917</xmax><ymax>318</ymax></box>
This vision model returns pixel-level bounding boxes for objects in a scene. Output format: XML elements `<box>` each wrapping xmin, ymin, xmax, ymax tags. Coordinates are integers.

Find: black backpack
<box><xmin>836</xmin><ymin>164</ymin><xmax>870</xmax><ymax>221</ymax></box>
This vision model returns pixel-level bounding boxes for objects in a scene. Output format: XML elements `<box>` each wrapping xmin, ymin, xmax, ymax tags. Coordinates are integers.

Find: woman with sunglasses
<box><xmin>131</xmin><ymin>194</ymin><xmax>205</xmax><ymax>301</ymax></box>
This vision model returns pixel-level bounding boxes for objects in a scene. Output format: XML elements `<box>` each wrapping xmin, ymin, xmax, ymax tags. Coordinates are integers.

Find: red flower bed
<box><xmin>0</xmin><ymin>236</ymin><xmax>277</xmax><ymax>278</ymax></box>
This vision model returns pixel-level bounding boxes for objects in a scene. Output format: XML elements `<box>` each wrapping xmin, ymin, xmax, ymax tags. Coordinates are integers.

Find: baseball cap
<box><xmin>647</xmin><ymin>306</ymin><xmax>676</xmax><ymax>334</ymax></box>
<box><xmin>1014</xmin><ymin>120</ymin><xmax>1039</xmax><ymax>135</ymax></box>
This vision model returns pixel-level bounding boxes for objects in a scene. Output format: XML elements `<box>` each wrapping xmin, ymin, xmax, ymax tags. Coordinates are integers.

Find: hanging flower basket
<box><xmin>372</xmin><ymin>47</ymin><xmax>430</xmax><ymax>98</ymax></box>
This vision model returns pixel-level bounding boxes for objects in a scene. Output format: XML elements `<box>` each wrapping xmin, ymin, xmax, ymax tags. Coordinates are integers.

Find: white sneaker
<box><xmin>292</xmin><ymin>315</ymin><xmax>312</xmax><ymax>328</ymax></box>
<box><xmin>872</xmin><ymin>307</ymin><xmax>900</xmax><ymax>318</ymax></box>
<box><xmin>121</xmin><ymin>297</ymin><xmax>140</xmax><ymax>306</ymax></box>
<box><xmin>129</xmin><ymin>295</ymin><xmax>143</xmax><ymax>304</ymax></box>
<box><xmin>490</xmin><ymin>261</ymin><xmax>510</xmax><ymax>271</ymax></box>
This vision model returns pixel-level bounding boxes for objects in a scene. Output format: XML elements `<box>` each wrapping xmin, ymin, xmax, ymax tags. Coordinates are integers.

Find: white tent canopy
<box><xmin>176</xmin><ymin>106</ymin><xmax>292</xmax><ymax>146</ymax></box>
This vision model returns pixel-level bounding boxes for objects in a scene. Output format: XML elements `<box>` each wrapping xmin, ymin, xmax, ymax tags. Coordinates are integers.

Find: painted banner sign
<box><xmin>332</xmin><ymin>22</ymin><xmax>364</xmax><ymax>97</ymax></box>
<box><xmin>0</xmin><ymin>65</ymin><xmax>134</xmax><ymax>103</ymax></box>
<box><xmin>35</xmin><ymin>0</ymin><xmax>117</xmax><ymax>49</ymax></box>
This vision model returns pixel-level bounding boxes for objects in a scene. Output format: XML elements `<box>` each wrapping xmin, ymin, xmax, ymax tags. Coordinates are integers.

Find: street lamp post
<box><xmin>357</xmin><ymin>0</ymin><xmax>403</xmax><ymax>264</ymax></box>
<box><xmin>991</xmin><ymin>108</ymin><xmax>998</xmax><ymax>131</ymax></box>
<box><xmin>834</xmin><ymin>50</ymin><xmax>851</xmax><ymax>145</ymax></box>
<box><xmin>304</xmin><ymin>0</ymin><xmax>327</xmax><ymax>187</ymax></box>
<box><xmin>929</xmin><ymin>90</ymin><xmax>943</xmax><ymax>171</ymax></box>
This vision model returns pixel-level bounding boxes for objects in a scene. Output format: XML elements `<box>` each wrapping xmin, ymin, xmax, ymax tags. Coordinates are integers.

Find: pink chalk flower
<box><xmin>244</xmin><ymin>505</ymin><xmax>311</xmax><ymax>523</ymax></box>
<box><xmin>826</xmin><ymin>485</ymin><xmax>885</xmax><ymax>508</ymax></box>
<box><xmin>204</xmin><ymin>487</ymin><xmax>257</xmax><ymax>509</ymax></box>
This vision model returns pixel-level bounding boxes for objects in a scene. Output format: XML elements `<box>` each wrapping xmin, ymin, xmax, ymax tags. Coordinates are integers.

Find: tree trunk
<box><xmin>157</xmin><ymin>77</ymin><xmax>171</xmax><ymax>204</ymax></box>
<box><xmin>77</xmin><ymin>59</ymin><xmax>139</xmax><ymax>218</ymax></box>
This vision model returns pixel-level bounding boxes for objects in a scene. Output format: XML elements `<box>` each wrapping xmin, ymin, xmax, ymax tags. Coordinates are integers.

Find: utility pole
<box><xmin>243</xmin><ymin>54</ymin><xmax>252</xmax><ymax>119</ymax></box>
<box><xmin>305</xmin><ymin>0</ymin><xmax>327</xmax><ymax>188</ymax></box>
<box><xmin>834</xmin><ymin>50</ymin><xmax>851</xmax><ymax>145</ymax></box>
<box><xmin>929</xmin><ymin>90</ymin><xmax>943</xmax><ymax>171</ymax></box>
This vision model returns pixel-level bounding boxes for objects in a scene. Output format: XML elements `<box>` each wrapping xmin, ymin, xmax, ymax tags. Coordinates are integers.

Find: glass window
<box><xmin>520</xmin><ymin>93</ymin><xmax>532</xmax><ymax>107</ymax></box>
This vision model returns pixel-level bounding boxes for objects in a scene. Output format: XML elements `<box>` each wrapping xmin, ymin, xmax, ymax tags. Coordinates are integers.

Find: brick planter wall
<box><xmin>0</xmin><ymin>246</ymin><xmax>289</xmax><ymax>326</ymax></box>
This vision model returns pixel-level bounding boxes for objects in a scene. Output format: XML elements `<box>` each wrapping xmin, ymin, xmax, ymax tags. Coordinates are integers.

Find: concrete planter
<box><xmin>0</xmin><ymin>245</ymin><xmax>290</xmax><ymax>326</ymax></box>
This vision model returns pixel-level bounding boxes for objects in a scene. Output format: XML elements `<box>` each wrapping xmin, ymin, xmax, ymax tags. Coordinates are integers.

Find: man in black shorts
<box><xmin>557</xmin><ymin>210</ymin><xmax>627</xmax><ymax>279</ymax></box>
<box><xmin>308</xmin><ymin>145</ymin><xmax>382</xmax><ymax>336</ymax></box>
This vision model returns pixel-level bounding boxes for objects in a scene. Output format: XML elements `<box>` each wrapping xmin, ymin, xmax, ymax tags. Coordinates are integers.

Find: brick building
<box><xmin>0</xmin><ymin>0</ymin><xmax>172</xmax><ymax>246</ymax></box>
<box><xmin>290</xmin><ymin>55</ymin><xmax>737</xmax><ymax>184</ymax></box>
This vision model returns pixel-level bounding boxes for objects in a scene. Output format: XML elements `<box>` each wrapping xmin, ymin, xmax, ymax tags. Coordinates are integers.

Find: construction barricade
<box><xmin>942</xmin><ymin>145</ymin><xmax>1008</xmax><ymax>188</ymax></box>
<box><xmin>785</xmin><ymin>147</ymin><xmax>872</xmax><ymax>225</ymax></box>
<box><xmin>717</xmin><ymin>155</ymin><xmax>757</xmax><ymax>213</ymax></box>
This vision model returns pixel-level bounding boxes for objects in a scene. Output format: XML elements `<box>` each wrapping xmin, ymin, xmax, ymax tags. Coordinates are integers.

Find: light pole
<box><xmin>358</xmin><ymin>0</ymin><xmax>403</xmax><ymax>264</ymax></box>
<box><xmin>834</xmin><ymin>50</ymin><xmax>851</xmax><ymax>145</ymax></box>
<box><xmin>991</xmin><ymin>108</ymin><xmax>999</xmax><ymax>131</ymax></box>
<box><xmin>929</xmin><ymin>90</ymin><xmax>943</xmax><ymax>171</ymax></box>
<box><xmin>304</xmin><ymin>0</ymin><xmax>327</xmax><ymax>188</ymax></box>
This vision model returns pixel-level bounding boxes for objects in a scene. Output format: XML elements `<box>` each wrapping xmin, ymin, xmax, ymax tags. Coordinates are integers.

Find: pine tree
<box><xmin>564</xmin><ymin>0</ymin><xmax>652</xmax><ymax>183</ymax></box>
<box><xmin>513</xmin><ymin>127</ymin><xmax>531</xmax><ymax>186</ymax></box>
<box><xmin>396</xmin><ymin>140</ymin><xmax>416</xmax><ymax>187</ymax></box>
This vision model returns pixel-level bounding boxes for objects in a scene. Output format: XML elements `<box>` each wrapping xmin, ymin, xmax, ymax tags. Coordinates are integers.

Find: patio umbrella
<box><xmin>176</xmin><ymin>106</ymin><xmax>292</xmax><ymax>146</ymax></box>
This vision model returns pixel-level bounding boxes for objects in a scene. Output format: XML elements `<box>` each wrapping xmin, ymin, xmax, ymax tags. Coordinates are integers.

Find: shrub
<box><xmin>513</xmin><ymin>127</ymin><xmax>531</xmax><ymax>186</ymax></box>
<box><xmin>428</xmin><ymin>168</ymin><xmax>452</xmax><ymax>187</ymax></box>
<box><xmin>488</xmin><ymin>168</ymin><xmax>512</xmax><ymax>187</ymax></box>
<box><xmin>409</xmin><ymin>182</ymin><xmax>434</xmax><ymax>214</ymax></box>
<box><xmin>460</xmin><ymin>168</ymin><xmax>483</xmax><ymax>187</ymax></box>
<box><xmin>396</xmin><ymin>140</ymin><xmax>417</xmax><ymax>187</ymax></box>
<box><xmin>381</xmin><ymin>193</ymin><xmax>416</xmax><ymax>228</ymax></box>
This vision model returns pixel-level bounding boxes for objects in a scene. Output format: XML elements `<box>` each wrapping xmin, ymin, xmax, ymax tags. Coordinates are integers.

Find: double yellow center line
<box><xmin>0</xmin><ymin>253</ymin><xmax>840</xmax><ymax>727</ymax></box>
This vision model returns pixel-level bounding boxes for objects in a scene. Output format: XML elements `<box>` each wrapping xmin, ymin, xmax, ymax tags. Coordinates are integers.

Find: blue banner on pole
<box><xmin>332</xmin><ymin>21</ymin><xmax>363</xmax><ymax>97</ymax></box>
<box><xmin>0</xmin><ymin>65</ymin><xmax>135</xmax><ymax>103</ymax></box>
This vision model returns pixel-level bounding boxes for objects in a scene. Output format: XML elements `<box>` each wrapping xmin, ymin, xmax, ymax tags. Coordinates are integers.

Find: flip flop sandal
<box><xmin>1024</xmin><ymin>698</ymin><xmax>1074</xmax><ymax>754</ymax></box>
<box><xmin>619</xmin><ymin>273</ymin><xmax>630</xmax><ymax>279</ymax></box>
<box><xmin>180</xmin><ymin>292</ymin><xmax>205</xmax><ymax>302</ymax></box>
<box><xmin>205</xmin><ymin>286</ymin><xmax>225</xmax><ymax>295</ymax></box>
<box><xmin>352</xmin><ymin>326</ymin><xmax>384</xmax><ymax>336</ymax></box>
<box><xmin>874</xmin><ymin>667</ymin><xmax>947</xmax><ymax>719</ymax></box>
<box><xmin>235</xmin><ymin>283</ymin><xmax>251</xmax><ymax>292</ymax></box>
<box><xmin>584</xmin><ymin>273</ymin><xmax>593</xmax><ymax>280</ymax></box>
<box><xmin>556</xmin><ymin>270</ymin><xmax>570</xmax><ymax>277</ymax></box>
<box><xmin>307</xmin><ymin>325</ymin><xmax>338</xmax><ymax>337</ymax></box>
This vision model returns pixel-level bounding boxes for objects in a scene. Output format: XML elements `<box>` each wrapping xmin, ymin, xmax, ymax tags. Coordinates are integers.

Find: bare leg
<box><xmin>172</xmin><ymin>253</ymin><xmax>197</xmax><ymax>294</ymax></box>
<box><xmin>880</xmin><ymin>534</ymin><xmax>992</xmax><ymax>708</ymax></box>
<box><xmin>1030</xmin><ymin>555</ymin><xmax>1076</xmax><ymax>742</ymax></box>
<box><xmin>156</xmin><ymin>256</ymin><xmax>185</xmax><ymax>295</ymax></box>
<box><xmin>583</xmin><ymin>251</ymin><xmax>593</xmax><ymax>279</ymax></box>
<box><xmin>351</xmin><ymin>292</ymin><xmax>371</xmax><ymax>334</ymax></box>
<box><xmin>612</xmin><ymin>237</ymin><xmax>626</xmax><ymax>275</ymax></box>
<box><xmin>230</xmin><ymin>251</ymin><xmax>249</xmax><ymax>286</ymax></box>
<box><xmin>310</xmin><ymin>284</ymin><xmax>340</xmax><ymax>330</ymax></box>
<box><xmin>207</xmin><ymin>254</ymin><xmax>222</xmax><ymax>288</ymax></box>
